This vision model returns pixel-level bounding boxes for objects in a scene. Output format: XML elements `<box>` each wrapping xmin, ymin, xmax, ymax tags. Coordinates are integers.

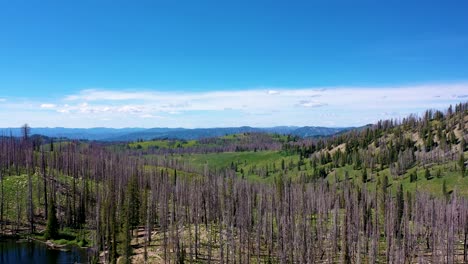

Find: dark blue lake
<box><xmin>0</xmin><ymin>238</ymin><xmax>90</xmax><ymax>264</ymax></box>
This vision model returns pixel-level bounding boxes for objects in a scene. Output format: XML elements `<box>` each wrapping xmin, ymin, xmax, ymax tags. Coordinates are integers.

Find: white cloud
<box><xmin>297</xmin><ymin>100</ymin><xmax>327</xmax><ymax>108</ymax></box>
<box><xmin>64</xmin><ymin>89</ymin><xmax>162</xmax><ymax>101</ymax></box>
<box><xmin>40</xmin><ymin>103</ymin><xmax>56</xmax><ymax>109</ymax></box>
<box><xmin>0</xmin><ymin>98</ymin><xmax>6</xmax><ymax>102</ymax></box>
<box><xmin>117</xmin><ymin>105</ymin><xmax>144</xmax><ymax>113</ymax></box>
<box><xmin>140</xmin><ymin>114</ymin><xmax>163</xmax><ymax>119</ymax></box>
<box><xmin>1</xmin><ymin>82</ymin><xmax>468</xmax><ymax>128</ymax></box>
<box><xmin>267</xmin><ymin>90</ymin><xmax>280</xmax><ymax>95</ymax></box>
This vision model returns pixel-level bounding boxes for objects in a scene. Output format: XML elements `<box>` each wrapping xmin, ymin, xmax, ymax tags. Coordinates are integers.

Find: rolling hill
<box><xmin>0</xmin><ymin>125</ymin><xmax>352</xmax><ymax>141</ymax></box>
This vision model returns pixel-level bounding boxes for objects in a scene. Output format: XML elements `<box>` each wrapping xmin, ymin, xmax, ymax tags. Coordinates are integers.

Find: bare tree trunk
<box><xmin>41</xmin><ymin>148</ymin><xmax>48</xmax><ymax>220</ymax></box>
<box><xmin>464</xmin><ymin>223</ymin><xmax>468</xmax><ymax>263</ymax></box>
<box><xmin>27</xmin><ymin>169</ymin><xmax>34</xmax><ymax>234</ymax></box>
<box><xmin>0</xmin><ymin>168</ymin><xmax>3</xmax><ymax>231</ymax></box>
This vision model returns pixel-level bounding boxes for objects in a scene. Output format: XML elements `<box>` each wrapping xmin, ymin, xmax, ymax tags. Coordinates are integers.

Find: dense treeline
<box><xmin>282</xmin><ymin>102</ymin><xmax>467</xmax><ymax>177</ymax></box>
<box><xmin>0</xmin><ymin>102</ymin><xmax>467</xmax><ymax>263</ymax></box>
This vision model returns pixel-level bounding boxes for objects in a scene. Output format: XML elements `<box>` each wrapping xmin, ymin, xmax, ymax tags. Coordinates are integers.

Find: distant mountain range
<box><xmin>0</xmin><ymin>126</ymin><xmax>353</xmax><ymax>141</ymax></box>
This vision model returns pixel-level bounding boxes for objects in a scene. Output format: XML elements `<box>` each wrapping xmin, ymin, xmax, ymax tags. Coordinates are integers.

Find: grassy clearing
<box><xmin>393</xmin><ymin>161</ymin><xmax>468</xmax><ymax>196</ymax></box>
<box><xmin>174</xmin><ymin>151</ymin><xmax>298</xmax><ymax>183</ymax></box>
<box><xmin>171</xmin><ymin>149</ymin><xmax>468</xmax><ymax>196</ymax></box>
<box><xmin>129</xmin><ymin>140</ymin><xmax>197</xmax><ymax>150</ymax></box>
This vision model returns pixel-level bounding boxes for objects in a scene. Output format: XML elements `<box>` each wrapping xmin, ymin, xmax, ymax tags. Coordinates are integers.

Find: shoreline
<box><xmin>1</xmin><ymin>226</ymin><xmax>91</xmax><ymax>251</ymax></box>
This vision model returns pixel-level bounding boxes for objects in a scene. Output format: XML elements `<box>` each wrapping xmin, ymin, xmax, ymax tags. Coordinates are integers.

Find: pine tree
<box><xmin>449</xmin><ymin>131</ymin><xmax>457</xmax><ymax>145</ymax></box>
<box><xmin>425</xmin><ymin>134</ymin><xmax>434</xmax><ymax>151</ymax></box>
<box><xmin>122</xmin><ymin>205</ymin><xmax>132</xmax><ymax>264</ymax></box>
<box><xmin>442</xmin><ymin>179</ymin><xmax>449</xmax><ymax>201</ymax></box>
<box><xmin>361</xmin><ymin>167</ymin><xmax>367</xmax><ymax>183</ymax></box>
<box><xmin>49</xmin><ymin>138</ymin><xmax>54</xmax><ymax>152</ymax></box>
<box><xmin>459</xmin><ymin>153</ymin><xmax>466</xmax><ymax>177</ymax></box>
<box><xmin>382</xmin><ymin>174</ymin><xmax>388</xmax><ymax>190</ymax></box>
<box><xmin>128</xmin><ymin>175</ymin><xmax>141</xmax><ymax>231</ymax></box>
<box><xmin>44</xmin><ymin>202</ymin><xmax>59</xmax><ymax>240</ymax></box>
<box><xmin>353</xmin><ymin>151</ymin><xmax>361</xmax><ymax>170</ymax></box>
<box><xmin>410</xmin><ymin>170</ymin><xmax>418</xmax><ymax>182</ymax></box>
<box><xmin>275</xmin><ymin>175</ymin><xmax>284</xmax><ymax>201</ymax></box>
<box><xmin>119</xmin><ymin>188</ymin><xmax>132</xmax><ymax>264</ymax></box>
<box><xmin>425</xmin><ymin>168</ymin><xmax>431</xmax><ymax>180</ymax></box>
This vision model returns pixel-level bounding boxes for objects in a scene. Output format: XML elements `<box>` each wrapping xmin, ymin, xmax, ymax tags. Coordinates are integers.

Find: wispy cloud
<box><xmin>297</xmin><ymin>100</ymin><xmax>327</xmax><ymax>108</ymax></box>
<box><xmin>267</xmin><ymin>90</ymin><xmax>280</xmax><ymax>95</ymax></box>
<box><xmin>0</xmin><ymin>82</ymin><xmax>467</xmax><ymax>128</ymax></box>
<box><xmin>64</xmin><ymin>89</ymin><xmax>159</xmax><ymax>101</ymax></box>
<box><xmin>0</xmin><ymin>98</ymin><xmax>6</xmax><ymax>102</ymax></box>
<box><xmin>40</xmin><ymin>103</ymin><xmax>56</xmax><ymax>109</ymax></box>
<box><xmin>140</xmin><ymin>114</ymin><xmax>164</xmax><ymax>119</ymax></box>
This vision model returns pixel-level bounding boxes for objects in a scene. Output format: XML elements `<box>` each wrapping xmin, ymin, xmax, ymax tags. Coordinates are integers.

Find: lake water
<box><xmin>0</xmin><ymin>238</ymin><xmax>90</xmax><ymax>264</ymax></box>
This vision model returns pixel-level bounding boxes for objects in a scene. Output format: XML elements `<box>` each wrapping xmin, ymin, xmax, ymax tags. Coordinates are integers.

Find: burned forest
<box><xmin>0</xmin><ymin>102</ymin><xmax>467</xmax><ymax>263</ymax></box>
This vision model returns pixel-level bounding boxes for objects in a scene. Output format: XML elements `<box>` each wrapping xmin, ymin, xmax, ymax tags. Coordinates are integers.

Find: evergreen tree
<box><xmin>442</xmin><ymin>179</ymin><xmax>449</xmax><ymax>201</ymax></box>
<box><xmin>424</xmin><ymin>168</ymin><xmax>431</xmax><ymax>180</ymax></box>
<box><xmin>275</xmin><ymin>175</ymin><xmax>284</xmax><ymax>201</ymax></box>
<box><xmin>128</xmin><ymin>175</ymin><xmax>141</xmax><ymax>231</ymax></box>
<box><xmin>425</xmin><ymin>134</ymin><xmax>434</xmax><ymax>151</ymax></box>
<box><xmin>44</xmin><ymin>202</ymin><xmax>59</xmax><ymax>240</ymax></box>
<box><xmin>410</xmin><ymin>170</ymin><xmax>418</xmax><ymax>182</ymax></box>
<box><xmin>122</xmin><ymin>205</ymin><xmax>132</xmax><ymax>264</ymax></box>
<box><xmin>118</xmin><ymin>186</ymin><xmax>133</xmax><ymax>264</ymax></box>
<box><xmin>459</xmin><ymin>153</ymin><xmax>466</xmax><ymax>177</ymax></box>
<box><xmin>353</xmin><ymin>151</ymin><xmax>361</xmax><ymax>170</ymax></box>
<box><xmin>361</xmin><ymin>167</ymin><xmax>367</xmax><ymax>183</ymax></box>
<box><xmin>380</xmin><ymin>174</ymin><xmax>389</xmax><ymax>215</ymax></box>
<box><xmin>449</xmin><ymin>131</ymin><xmax>457</xmax><ymax>145</ymax></box>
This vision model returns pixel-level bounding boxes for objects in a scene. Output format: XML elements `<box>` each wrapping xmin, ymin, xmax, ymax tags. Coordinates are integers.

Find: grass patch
<box><xmin>129</xmin><ymin>139</ymin><xmax>197</xmax><ymax>150</ymax></box>
<box><xmin>169</xmin><ymin>150</ymin><xmax>468</xmax><ymax>196</ymax></box>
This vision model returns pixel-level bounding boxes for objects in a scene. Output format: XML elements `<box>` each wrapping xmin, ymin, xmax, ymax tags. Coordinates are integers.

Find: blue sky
<box><xmin>0</xmin><ymin>0</ymin><xmax>467</xmax><ymax>128</ymax></box>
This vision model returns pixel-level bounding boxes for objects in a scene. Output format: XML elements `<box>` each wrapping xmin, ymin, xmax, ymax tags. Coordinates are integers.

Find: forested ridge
<box><xmin>0</xmin><ymin>102</ymin><xmax>467</xmax><ymax>263</ymax></box>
